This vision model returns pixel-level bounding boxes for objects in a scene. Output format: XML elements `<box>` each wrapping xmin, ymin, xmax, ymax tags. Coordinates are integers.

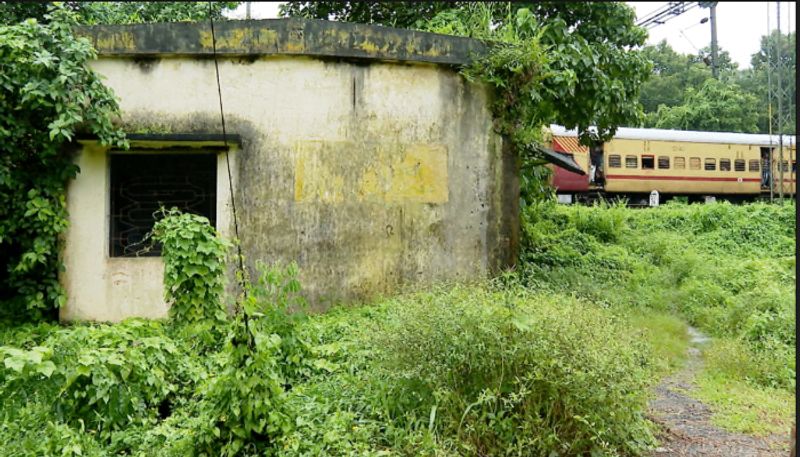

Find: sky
<box><xmin>224</xmin><ymin>2</ymin><xmax>795</xmax><ymax>70</ymax></box>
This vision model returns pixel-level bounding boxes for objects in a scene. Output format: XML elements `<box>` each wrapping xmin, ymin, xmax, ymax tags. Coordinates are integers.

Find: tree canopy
<box><xmin>647</xmin><ymin>78</ymin><xmax>760</xmax><ymax>133</ymax></box>
<box><xmin>636</xmin><ymin>33</ymin><xmax>795</xmax><ymax>134</ymax></box>
<box><xmin>0</xmin><ymin>2</ymin><xmax>240</xmax><ymax>26</ymax></box>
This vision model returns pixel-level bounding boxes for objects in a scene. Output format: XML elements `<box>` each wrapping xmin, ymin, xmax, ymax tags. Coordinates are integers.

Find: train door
<box><xmin>760</xmin><ymin>147</ymin><xmax>772</xmax><ymax>188</ymax></box>
<box><xmin>589</xmin><ymin>143</ymin><xmax>604</xmax><ymax>186</ymax></box>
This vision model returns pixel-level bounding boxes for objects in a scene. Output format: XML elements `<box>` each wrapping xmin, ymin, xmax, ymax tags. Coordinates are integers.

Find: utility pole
<box><xmin>246</xmin><ymin>2</ymin><xmax>251</xmax><ymax>20</ymax></box>
<box><xmin>709</xmin><ymin>3</ymin><xmax>719</xmax><ymax>78</ymax></box>
<box><xmin>699</xmin><ymin>2</ymin><xmax>720</xmax><ymax>78</ymax></box>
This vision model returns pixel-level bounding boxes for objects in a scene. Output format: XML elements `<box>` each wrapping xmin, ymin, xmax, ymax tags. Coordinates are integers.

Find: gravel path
<box><xmin>647</xmin><ymin>327</ymin><xmax>792</xmax><ymax>457</ymax></box>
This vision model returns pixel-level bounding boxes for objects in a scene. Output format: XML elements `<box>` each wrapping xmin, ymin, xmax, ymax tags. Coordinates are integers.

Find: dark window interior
<box><xmin>110</xmin><ymin>153</ymin><xmax>217</xmax><ymax>257</ymax></box>
<box><xmin>734</xmin><ymin>159</ymin><xmax>746</xmax><ymax>172</ymax></box>
<box><xmin>641</xmin><ymin>155</ymin><xmax>655</xmax><ymax>169</ymax></box>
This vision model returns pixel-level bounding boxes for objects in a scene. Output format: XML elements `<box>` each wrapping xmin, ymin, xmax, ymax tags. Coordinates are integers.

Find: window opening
<box><xmin>720</xmin><ymin>158</ymin><xmax>731</xmax><ymax>171</ymax></box>
<box><xmin>608</xmin><ymin>154</ymin><xmax>621</xmax><ymax>168</ymax></box>
<box><xmin>749</xmin><ymin>159</ymin><xmax>760</xmax><ymax>171</ymax></box>
<box><xmin>641</xmin><ymin>155</ymin><xmax>655</xmax><ymax>169</ymax></box>
<box><xmin>657</xmin><ymin>156</ymin><xmax>670</xmax><ymax>169</ymax></box>
<box><xmin>734</xmin><ymin>159</ymin><xmax>745</xmax><ymax>172</ymax></box>
<box><xmin>674</xmin><ymin>157</ymin><xmax>686</xmax><ymax>169</ymax></box>
<box><xmin>625</xmin><ymin>155</ymin><xmax>638</xmax><ymax>168</ymax></box>
<box><xmin>689</xmin><ymin>157</ymin><xmax>701</xmax><ymax>170</ymax></box>
<box><xmin>704</xmin><ymin>158</ymin><xmax>716</xmax><ymax>171</ymax></box>
<box><xmin>110</xmin><ymin>153</ymin><xmax>217</xmax><ymax>257</ymax></box>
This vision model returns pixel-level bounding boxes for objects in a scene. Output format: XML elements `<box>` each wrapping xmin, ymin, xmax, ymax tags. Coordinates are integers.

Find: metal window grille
<box><xmin>734</xmin><ymin>159</ymin><xmax>746</xmax><ymax>172</ymax></box>
<box><xmin>109</xmin><ymin>153</ymin><xmax>217</xmax><ymax>257</ymax></box>
<box><xmin>704</xmin><ymin>158</ymin><xmax>716</xmax><ymax>171</ymax></box>
<box><xmin>720</xmin><ymin>159</ymin><xmax>731</xmax><ymax>171</ymax></box>
<box><xmin>625</xmin><ymin>155</ymin><xmax>638</xmax><ymax>168</ymax></box>
<box><xmin>690</xmin><ymin>157</ymin><xmax>701</xmax><ymax>169</ymax></box>
<box><xmin>674</xmin><ymin>157</ymin><xmax>686</xmax><ymax>169</ymax></box>
<box><xmin>608</xmin><ymin>155</ymin><xmax>622</xmax><ymax>168</ymax></box>
<box><xmin>748</xmin><ymin>159</ymin><xmax>760</xmax><ymax>171</ymax></box>
<box><xmin>658</xmin><ymin>156</ymin><xmax>670</xmax><ymax>169</ymax></box>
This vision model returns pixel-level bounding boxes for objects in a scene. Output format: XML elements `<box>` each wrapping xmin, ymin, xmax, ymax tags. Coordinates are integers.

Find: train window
<box><xmin>674</xmin><ymin>157</ymin><xmax>685</xmax><ymax>169</ymax></box>
<box><xmin>608</xmin><ymin>155</ymin><xmax>621</xmax><ymax>168</ymax></box>
<box><xmin>641</xmin><ymin>155</ymin><xmax>655</xmax><ymax>169</ymax></box>
<box><xmin>782</xmin><ymin>160</ymin><xmax>789</xmax><ymax>172</ymax></box>
<box><xmin>734</xmin><ymin>159</ymin><xmax>746</xmax><ymax>172</ymax></box>
<box><xmin>658</xmin><ymin>156</ymin><xmax>670</xmax><ymax>169</ymax></box>
<box><xmin>748</xmin><ymin>159</ymin><xmax>760</xmax><ymax>171</ymax></box>
<box><xmin>690</xmin><ymin>157</ymin><xmax>701</xmax><ymax>169</ymax></box>
<box><xmin>793</xmin><ymin>161</ymin><xmax>797</xmax><ymax>173</ymax></box>
<box><xmin>704</xmin><ymin>158</ymin><xmax>716</xmax><ymax>171</ymax></box>
<box><xmin>720</xmin><ymin>159</ymin><xmax>731</xmax><ymax>171</ymax></box>
<box><xmin>625</xmin><ymin>155</ymin><xmax>637</xmax><ymax>168</ymax></box>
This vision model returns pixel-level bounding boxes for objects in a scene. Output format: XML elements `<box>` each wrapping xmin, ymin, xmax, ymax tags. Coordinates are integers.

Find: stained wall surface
<box><xmin>60</xmin><ymin>20</ymin><xmax>518</xmax><ymax>320</ymax></box>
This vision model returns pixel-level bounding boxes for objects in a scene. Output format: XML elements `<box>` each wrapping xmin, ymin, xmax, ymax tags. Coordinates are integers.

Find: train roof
<box><xmin>549</xmin><ymin>125</ymin><xmax>796</xmax><ymax>147</ymax></box>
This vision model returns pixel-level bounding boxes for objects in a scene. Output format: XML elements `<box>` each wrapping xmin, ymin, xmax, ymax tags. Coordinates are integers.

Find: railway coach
<box><xmin>548</xmin><ymin>125</ymin><xmax>796</xmax><ymax>204</ymax></box>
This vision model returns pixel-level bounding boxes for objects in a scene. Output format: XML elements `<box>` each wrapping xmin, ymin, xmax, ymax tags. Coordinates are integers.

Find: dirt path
<box><xmin>647</xmin><ymin>327</ymin><xmax>790</xmax><ymax>457</ymax></box>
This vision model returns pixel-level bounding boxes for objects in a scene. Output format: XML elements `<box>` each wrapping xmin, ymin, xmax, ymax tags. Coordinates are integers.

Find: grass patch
<box><xmin>695</xmin><ymin>371</ymin><xmax>795</xmax><ymax>437</ymax></box>
<box><xmin>624</xmin><ymin>310</ymin><xmax>689</xmax><ymax>378</ymax></box>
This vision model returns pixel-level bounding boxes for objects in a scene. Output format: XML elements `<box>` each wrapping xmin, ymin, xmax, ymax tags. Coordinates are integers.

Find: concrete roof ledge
<box><xmin>75</xmin><ymin>18</ymin><xmax>488</xmax><ymax>66</ymax></box>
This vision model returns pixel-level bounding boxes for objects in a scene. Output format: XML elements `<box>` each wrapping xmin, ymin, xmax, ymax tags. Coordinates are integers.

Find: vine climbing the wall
<box><xmin>0</xmin><ymin>5</ymin><xmax>127</xmax><ymax>319</ymax></box>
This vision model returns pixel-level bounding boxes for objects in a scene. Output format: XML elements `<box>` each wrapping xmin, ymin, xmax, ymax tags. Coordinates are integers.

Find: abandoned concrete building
<box><xmin>61</xmin><ymin>18</ymin><xmax>519</xmax><ymax>322</ymax></box>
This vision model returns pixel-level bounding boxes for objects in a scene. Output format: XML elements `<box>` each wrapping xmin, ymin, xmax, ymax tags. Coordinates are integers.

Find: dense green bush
<box><xmin>369</xmin><ymin>285</ymin><xmax>656</xmax><ymax>456</ymax></box>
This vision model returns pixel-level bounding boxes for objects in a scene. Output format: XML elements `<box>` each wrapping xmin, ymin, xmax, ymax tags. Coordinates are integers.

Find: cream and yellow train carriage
<box><xmin>549</xmin><ymin>125</ymin><xmax>796</xmax><ymax>200</ymax></box>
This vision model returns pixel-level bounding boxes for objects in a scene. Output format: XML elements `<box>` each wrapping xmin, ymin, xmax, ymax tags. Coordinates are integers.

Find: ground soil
<box><xmin>647</xmin><ymin>327</ymin><xmax>793</xmax><ymax>457</ymax></box>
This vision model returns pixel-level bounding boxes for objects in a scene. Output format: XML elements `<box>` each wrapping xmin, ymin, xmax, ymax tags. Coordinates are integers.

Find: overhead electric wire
<box><xmin>637</xmin><ymin>2</ymin><xmax>700</xmax><ymax>30</ymax></box>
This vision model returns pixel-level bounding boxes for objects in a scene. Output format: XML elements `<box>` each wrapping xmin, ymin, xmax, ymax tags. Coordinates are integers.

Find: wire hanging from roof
<box><xmin>208</xmin><ymin>2</ymin><xmax>252</xmax><ymax>338</ymax></box>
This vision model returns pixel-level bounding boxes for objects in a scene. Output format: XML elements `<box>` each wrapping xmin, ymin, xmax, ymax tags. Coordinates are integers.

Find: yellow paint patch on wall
<box><xmin>386</xmin><ymin>144</ymin><xmax>448</xmax><ymax>203</ymax></box>
<box><xmin>294</xmin><ymin>143</ymin><xmax>347</xmax><ymax>203</ymax></box>
<box><xmin>294</xmin><ymin>141</ymin><xmax>448</xmax><ymax>203</ymax></box>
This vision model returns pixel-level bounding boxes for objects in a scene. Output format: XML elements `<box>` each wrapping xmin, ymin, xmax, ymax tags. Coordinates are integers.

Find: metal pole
<box><xmin>246</xmin><ymin>2</ymin><xmax>251</xmax><ymax>20</ymax></box>
<box><xmin>777</xmin><ymin>2</ymin><xmax>784</xmax><ymax>200</ymax></box>
<box><xmin>767</xmin><ymin>2</ymin><xmax>774</xmax><ymax>202</ymax></box>
<box><xmin>710</xmin><ymin>3</ymin><xmax>719</xmax><ymax>78</ymax></box>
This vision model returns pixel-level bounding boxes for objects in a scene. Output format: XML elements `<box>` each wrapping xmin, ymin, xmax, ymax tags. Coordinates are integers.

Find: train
<box><xmin>546</xmin><ymin>125</ymin><xmax>797</xmax><ymax>205</ymax></box>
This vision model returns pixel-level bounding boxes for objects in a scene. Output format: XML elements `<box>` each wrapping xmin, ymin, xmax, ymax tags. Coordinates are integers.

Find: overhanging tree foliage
<box><xmin>429</xmin><ymin>3</ymin><xmax>651</xmax><ymax>201</ymax></box>
<box><xmin>0</xmin><ymin>6</ymin><xmax>127</xmax><ymax>318</ymax></box>
<box><xmin>0</xmin><ymin>2</ymin><xmax>240</xmax><ymax>26</ymax></box>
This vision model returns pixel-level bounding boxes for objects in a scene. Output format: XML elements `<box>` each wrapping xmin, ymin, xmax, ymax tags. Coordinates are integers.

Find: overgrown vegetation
<box><xmin>519</xmin><ymin>199</ymin><xmax>796</xmax><ymax>433</ymax></box>
<box><xmin>1</xmin><ymin>200</ymin><xmax>794</xmax><ymax>455</ymax></box>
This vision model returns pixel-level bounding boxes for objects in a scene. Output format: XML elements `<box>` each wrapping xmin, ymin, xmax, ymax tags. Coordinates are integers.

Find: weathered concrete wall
<box><xmin>61</xmin><ymin>20</ymin><xmax>517</xmax><ymax>320</ymax></box>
